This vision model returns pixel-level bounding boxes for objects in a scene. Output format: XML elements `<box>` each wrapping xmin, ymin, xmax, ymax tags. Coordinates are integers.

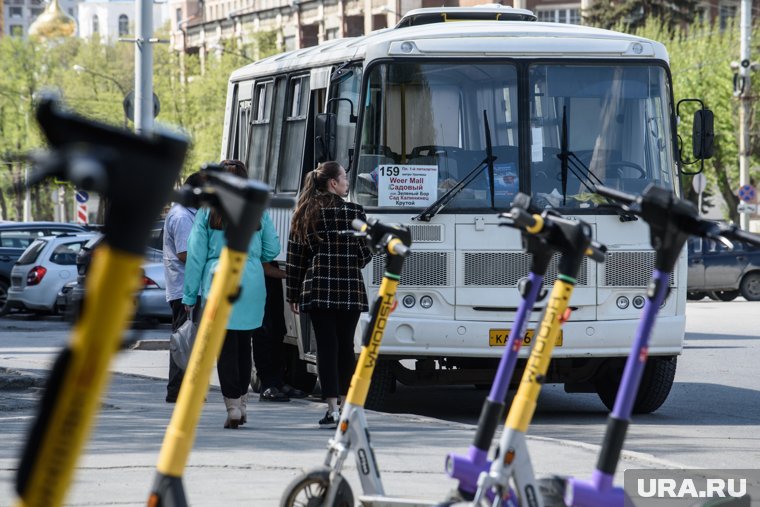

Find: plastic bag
<box><xmin>170</xmin><ymin>316</ymin><xmax>197</xmax><ymax>370</ymax></box>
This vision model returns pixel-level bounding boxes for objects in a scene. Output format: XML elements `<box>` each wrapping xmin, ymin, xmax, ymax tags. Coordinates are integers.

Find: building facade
<box><xmin>169</xmin><ymin>0</ymin><xmax>742</xmax><ymax>59</ymax></box>
<box><xmin>3</xmin><ymin>0</ymin><xmax>79</xmax><ymax>36</ymax></box>
<box><xmin>77</xmin><ymin>0</ymin><xmax>169</xmax><ymax>40</ymax></box>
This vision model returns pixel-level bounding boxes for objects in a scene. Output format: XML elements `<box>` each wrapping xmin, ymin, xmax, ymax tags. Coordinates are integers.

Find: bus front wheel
<box><xmin>365</xmin><ymin>359</ymin><xmax>396</xmax><ymax>411</ymax></box>
<box><xmin>595</xmin><ymin>356</ymin><xmax>677</xmax><ymax>414</ymax></box>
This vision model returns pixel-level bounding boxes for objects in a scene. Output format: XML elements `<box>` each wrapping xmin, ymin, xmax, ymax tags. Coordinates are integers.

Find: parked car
<box><xmin>687</xmin><ymin>236</ymin><xmax>760</xmax><ymax>301</ymax></box>
<box><xmin>0</xmin><ymin>221</ymin><xmax>90</xmax><ymax>315</ymax></box>
<box><xmin>7</xmin><ymin>233</ymin><xmax>97</xmax><ymax>313</ymax></box>
<box><xmin>63</xmin><ymin>221</ymin><xmax>170</xmax><ymax>322</ymax></box>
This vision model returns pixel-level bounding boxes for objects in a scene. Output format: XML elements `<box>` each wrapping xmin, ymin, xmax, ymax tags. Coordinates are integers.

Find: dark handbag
<box><xmin>169</xmin><ymin>315</ymin><xmax>197</xmax><ymax>370</ymax></box>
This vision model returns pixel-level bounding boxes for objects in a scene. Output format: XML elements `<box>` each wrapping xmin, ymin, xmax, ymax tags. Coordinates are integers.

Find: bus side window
<box><xmin>248</xmin><ymin>80</ymin><xmax>274</xmax><ymax>181</ymax></box>
<box><xmin>330</xmin><ymin>65</ymin><xmax>362</xmax><ymax>171</ymax></box>
<box><xmin>232</xmin><ymin>81</ymin><xmax>253</xmax><ymax>162</ymax></box>
<box><xmin>278</xmin><ymin>75</ymin><xmax>311</xmax><ymax>192</ymax></box>
<box><xmin>266</xmin><ymin>77</ymin><xmax>288</xmax><ymax>188</ymax></box>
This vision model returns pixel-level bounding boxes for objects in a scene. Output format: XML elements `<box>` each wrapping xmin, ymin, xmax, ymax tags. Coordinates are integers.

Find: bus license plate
<box><xmin>489</xmin><ymin>329</ymin><xmax>563</xmax><ymax>347</ymax></box>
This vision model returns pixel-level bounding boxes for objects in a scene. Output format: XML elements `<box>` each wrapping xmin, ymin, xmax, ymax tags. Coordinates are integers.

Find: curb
<box><xmin>130</xmin><ymin>339</ymin><xmax>170</xmax><ymax>351</ymax></box>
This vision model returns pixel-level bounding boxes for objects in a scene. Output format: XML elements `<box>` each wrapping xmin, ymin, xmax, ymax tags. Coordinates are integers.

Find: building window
<box><xmin>118</xmin><ymin>14</ymin><xmax>129</xmax><ymax>36</ymax></box>
<box><xmin>92</xmin><ymin>15</ymin><xmax>99</xmax><ymax>33</ymax></box>
<box><xmin>326</xmin><ymin>27</ymin><xmax>339</xmax><ymax>40</ymax></box>
<box><xmin>10</xmin><ymin>6</ymin><xmax>23</xmax><ymax>17</ymax></box>
<box><xmin>176</xmin><ymin>7</ymin><xmax>182</xmax><ymax>26</ymax></box>
<box><xmin>10</xmin><ymin>25</ymin><xmax>23</xmax><ymax>36</ymax></box>
<box><xmin>30</xmin><ymin>7</ymin><xmax>43</xmax><ymax>17</ymax></box>
<box><xmin>537</xmin><ymin>7</ymin><xmax>581</xmax><ymax>24</ymax></box>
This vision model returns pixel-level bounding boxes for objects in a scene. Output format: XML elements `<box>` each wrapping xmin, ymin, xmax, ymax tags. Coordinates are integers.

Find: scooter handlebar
<box><xmin>595</xmin><ymin>185</ymin><xmax>637</xmax><ymax>206</ymax></box>
<box><xmin>586</xmin><ymin>241</ymin><xmax>608</xmax><ymax>263</ymax></box>
<box><xmin>352</xmin><ymin>218</ymin><xmax>368</xmax><ymax>232</ymax></box>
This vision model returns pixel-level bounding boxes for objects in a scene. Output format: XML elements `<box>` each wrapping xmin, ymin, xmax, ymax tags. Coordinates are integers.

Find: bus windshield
<box><xmin>353</xmin><ymin>61</ymin><xmax>675</xmax><ymax>212</ymax></box>
<box><xmin>354</xmin><ymin>62</ymin><xmax>520</xmax><ymax>210</ymax></box>
<box><xmin>529</xmin><ymin>64</ymin><xmax>675</xmax><ymax>210</ymax></box>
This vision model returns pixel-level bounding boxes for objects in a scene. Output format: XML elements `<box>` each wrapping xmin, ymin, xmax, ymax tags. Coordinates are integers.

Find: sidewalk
<box><xmin>0</xmin><ymin>340</ymin><xmax>688</xmax><ymax>506</ymax></box>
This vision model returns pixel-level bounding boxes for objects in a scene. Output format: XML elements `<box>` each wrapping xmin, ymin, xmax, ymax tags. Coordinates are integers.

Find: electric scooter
<box><xmin>538</xmin><ymin>183</ymin><xmax>760</xmax><ymax>507</ymax></box>
<box><xmin>147</xmin><ymin>168</ymin><xmax>295</xmax><ymax>506</ymax></box>
<box><xmin>13</xmin><ymin>96</ymin><xmax>188</xmax><ymax>507</ymax></box>
<box><xmin>465</xmin><ymin>207</ymin><xmax>606</xmax><ymax>507</ymax></box>
<box><xmin>280</xmin><ymin>218</ymin><xmax>412</xmax><ymax>507</ymax></box>
<box><xmin>444</xmin><ymin>195</ymin><xmax>605</xmax><ymax>502</ymax></box>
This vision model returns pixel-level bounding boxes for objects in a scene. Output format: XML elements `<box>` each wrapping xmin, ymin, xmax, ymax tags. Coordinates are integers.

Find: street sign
<box><xmin>75</xmin><ymin>190</ymin><xmax>89</xmax><ymax>203</ymax></box>
<box><xmin>77</xmin><ymin>203</ymin><xmax>88</xmax><ymax>224</ymax></box>
<box><xmin>123</xmin><ymin>91</ymin><xmax>160</xmax><ymax>122</ymax></box>
<box><xmin>738</xmin><ymin>184</ymin><xmax>756</xmax><ymax>202</ymax></box>
<box><xmin>692</xmin><ymin>173</ymin><xmax>707</xmax><ymax>194</ymax></box>
<box><xmin>737</xmin><ymin>201</ymin><xmax>757</xmax><ymax>214</ymax></box>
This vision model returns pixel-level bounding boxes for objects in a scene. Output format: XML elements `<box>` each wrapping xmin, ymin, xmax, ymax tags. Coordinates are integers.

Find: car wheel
<box><xmin>595</xmin><ymin>356</ymin><xmax>677</xmax><ymax>414</ymax></box>
<box><xmin>686</xmin><ymin>291</ymin><xmax>706</xmax><ymax>301</ymax></box>
<box><xmin>708</xmin><ymin>290</ymin><xmax>740</xmax><ymax>302</ymax></box>
<box><xmin>0</xmin><ymin>280</ymin><xmax>9</xmax><ymax>316</ymax></box>
<box><xmin>740</xmin><ymin>272</ymin><xmax>760</xmax><ymax>301</ymax></box>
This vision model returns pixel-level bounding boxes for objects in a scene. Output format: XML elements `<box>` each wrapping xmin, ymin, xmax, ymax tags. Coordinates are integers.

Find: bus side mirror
<box><xmin>693</xmin><ymin>109</ymin><xmax>714</xmax><ymax>160</ymax></box>
<box><xmin>315</xmin><ymin>112</ymin><xmax>336</xmax><ymax>163</ymax></box>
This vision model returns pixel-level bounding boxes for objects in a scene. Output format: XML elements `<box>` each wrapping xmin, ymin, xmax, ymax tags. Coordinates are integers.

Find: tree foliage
<box><xmin>0</xmin><ymin>31</ymin><xmax>279</xmax><ymax>221</ymax></box>
<box><xmin>586</xmin><ymin>0</ymin><xmax>699</xmax><ymax>31</ymax></box>
<box><xmin>631</xmin><ymin>19</ymin><xmax>757</xmax><ymax>223</ymax></box>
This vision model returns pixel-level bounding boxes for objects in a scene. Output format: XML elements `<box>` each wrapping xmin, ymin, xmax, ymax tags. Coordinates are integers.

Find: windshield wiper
<box><xmin>556</xmin><ymin>106</ymin><xmax>638</xmax><ymax>222</ymax></box>
<box><xmin>414</xmin><ymin>110</ymin><xmax>497</xmax><ymax>222</ymax></box>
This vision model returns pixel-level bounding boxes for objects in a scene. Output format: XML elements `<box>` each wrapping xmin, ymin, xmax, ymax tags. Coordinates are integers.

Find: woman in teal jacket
<box><xmin>182</xmin><ymin>160</ymin><xmax>281</xmax><ymax>429</ymax></box>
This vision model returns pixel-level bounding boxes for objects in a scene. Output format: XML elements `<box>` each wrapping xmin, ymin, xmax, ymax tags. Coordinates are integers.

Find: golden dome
<box><xmin>28</xmin><ymin>0</ymin><xmax>77</xmax><ymax>40</ymax></box>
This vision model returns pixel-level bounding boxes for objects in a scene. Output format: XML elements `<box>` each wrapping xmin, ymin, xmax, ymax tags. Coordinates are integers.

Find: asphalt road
<box><xmin>1</xmin><ymin>299</ymin><xmax>758</xmax><ymax>473</ymax></box>
<box><xmin>380</xmin><ymin>299</ymin><xmax>760</xmax><ymax>470</ymax></box>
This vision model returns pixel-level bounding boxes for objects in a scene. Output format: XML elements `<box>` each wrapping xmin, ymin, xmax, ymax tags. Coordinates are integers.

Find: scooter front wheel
<box><xmin>280</xmin><ymin>467</ymin><xmax>354</xmax><ymax>507</ymax></box>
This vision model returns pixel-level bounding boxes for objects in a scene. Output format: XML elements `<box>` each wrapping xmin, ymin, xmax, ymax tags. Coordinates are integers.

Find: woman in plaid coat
<box><xmin>286</xmin><ymin>161</ymin><xmax>372</xmax><ymax>428</ymax></box>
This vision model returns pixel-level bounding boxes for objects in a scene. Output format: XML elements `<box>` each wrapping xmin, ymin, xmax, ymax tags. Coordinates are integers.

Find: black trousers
<box><xmin>309</xmin><ymin>309</ymin><xmax>360</xmax><ymax>398</ymax></box>
<box><xmin>259</xmin><ymin>270</ymin><xmax>287</xmax><ymax>390</ymax></box>
<box><xmin>167</xmin><ymin>299</ymin><xmax>188</xmax><ymax>399</ymax></box>
<box><xmin>217</xmin><ymin>329</ymin><xmax>253</xmax><ymax>399</ymax></box>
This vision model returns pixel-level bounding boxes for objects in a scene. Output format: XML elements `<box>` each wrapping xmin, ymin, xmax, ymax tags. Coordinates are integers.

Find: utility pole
<box><xmin>738</xmin><ymin>0</ymin><xmax>752</xmax><ymax>231</ymax></box>
<box><xmin>135</xmin><ymin>0</ymin><xmax>154</xmax><ymax>135</ymax></box>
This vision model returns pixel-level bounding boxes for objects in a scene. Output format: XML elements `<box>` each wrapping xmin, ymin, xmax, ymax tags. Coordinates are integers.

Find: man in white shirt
<box><xmin>163</xmin><ymin>172</ymin><xmax>203</xmax><ymax>402</ymax></box>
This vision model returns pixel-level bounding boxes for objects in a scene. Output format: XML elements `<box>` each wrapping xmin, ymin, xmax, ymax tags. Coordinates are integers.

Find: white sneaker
<box><xmin>318</xmin><ymin>410</ymin><xmax>340</xmax><ymax>429</ymax></box>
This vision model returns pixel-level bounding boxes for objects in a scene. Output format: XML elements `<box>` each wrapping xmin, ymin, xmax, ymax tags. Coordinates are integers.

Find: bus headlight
<box><xmin>616</xmin><ymin>296</ymin><xmax>630</xmax><ymax>309</ymax></box>
<box><xmin>420</xmin><ymin>295</ymin><xmax>434</xmax><ymax>309</ymax></box>
<box><xmin>402</xmin><ymin>295</ymin><xmax>416</xmax><ymax>308</ymax></box>
<box><xmin>632</xmin><ymin>295</ymin><xmax>646</xmax><ymax>309</ymax></box>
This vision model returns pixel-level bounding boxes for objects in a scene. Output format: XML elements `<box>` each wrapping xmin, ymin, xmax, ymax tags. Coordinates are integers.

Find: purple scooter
<box><xmin>444</xmin><ymin>193</ymin><xmax>585</xmax><ymax>501</ymax></box>
<box><xmin>539</xmin><ymin>183</ymin><xmax>760</xmax><ymax>507</ymax></box>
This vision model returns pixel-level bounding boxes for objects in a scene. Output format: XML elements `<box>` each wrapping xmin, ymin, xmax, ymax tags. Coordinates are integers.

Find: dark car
<box><xmin>687</xmin><ymin>236</ymin><xmax>760</xmax><ymax>301</ymax></box>
<box><xmin>0</xmin><ymin>221</ymin><xmax>90</xmax><ymax>315</ymax></box>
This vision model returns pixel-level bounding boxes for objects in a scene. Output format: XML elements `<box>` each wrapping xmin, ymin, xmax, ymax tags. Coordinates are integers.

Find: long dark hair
<box><xmin>209</xmin><ymin>159</ymin><xmax>248</xmax><ymax>230</ymax></box>
<box><xmin>290</xmin><ymin>161</ymin><xmax>343</xmax><ymax>243</ymax></box>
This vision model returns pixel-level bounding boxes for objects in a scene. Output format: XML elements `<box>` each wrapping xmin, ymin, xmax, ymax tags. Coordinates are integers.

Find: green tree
<box><xmin>633</xmin><ymin>19</ymin><xmax>757</xmax><ymax>223</ymax></box>
<box><xmin>586</xmin><ymin>0</ymin><xmax>699</xmax><ymax>31</ymax></box>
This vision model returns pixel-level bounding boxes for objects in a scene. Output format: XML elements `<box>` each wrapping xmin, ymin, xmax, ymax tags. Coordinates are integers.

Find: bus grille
<box><xmin>407</xmin><ymin>224</ymin><xmax>443</xmax><ymax>243</ymax></box>
<box><xmin>463</xmin><ymin>251</ymin><xmax>589</xmax><ymax>286</ymax></box>
<box><xmin>604</xmin><ymin>251</ymin><xmax>674</xmax><ymax>286</ymax></box>
<box><xmin>371</xmin><ymin>251</ymin><xmax>450</xmax><ymax>286</ymax></box>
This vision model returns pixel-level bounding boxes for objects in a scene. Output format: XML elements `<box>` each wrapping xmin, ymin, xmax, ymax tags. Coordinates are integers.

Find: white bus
<box><xmin>220</xmin><ymin>6</ymin><xmax>711</xmax><ymax>413</ymax></box>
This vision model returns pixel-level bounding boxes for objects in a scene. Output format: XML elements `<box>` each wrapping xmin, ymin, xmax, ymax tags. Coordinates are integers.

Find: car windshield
<box><xmin>17</xmin><ymin>240</ymin><xmax>48</xmax><ymax>265</ymax></box>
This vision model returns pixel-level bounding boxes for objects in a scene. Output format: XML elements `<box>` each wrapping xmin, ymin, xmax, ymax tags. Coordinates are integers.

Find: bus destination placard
<box><xmin>377</xmin><ymin>164</ymin><xmax>438</xmax><ymax>207</ymax></box>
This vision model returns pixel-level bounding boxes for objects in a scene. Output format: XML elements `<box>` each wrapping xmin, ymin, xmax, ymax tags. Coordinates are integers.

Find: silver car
<box><xmin>8</xmin><ymin>233</ymin><xmax>96</xmax><ymax>313</ymax></box>
<box><xmin>136</xmin><ymin>262</ymin><xmax>172</xmax><ymax>321</ymax></box>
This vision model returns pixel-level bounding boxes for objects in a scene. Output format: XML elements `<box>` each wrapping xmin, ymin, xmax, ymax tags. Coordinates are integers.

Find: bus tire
<box><xmin>284</xmin><ymin>346</ymin><xmax>317</xmax><ymax>394</ymax></box>
<box><xmin>595</xmin><ymin>356</ymin><xmax>676</xmax><ymax>414</ymax></box>
<box><xmin>686</xmin><ymin>291</ymin><xmax>706</xmax><ymax>301</ymax></box>
<box><xmin>365</xmin><ymin>359</ymin><xmax>396</xmax><ymax>411</ymax></box>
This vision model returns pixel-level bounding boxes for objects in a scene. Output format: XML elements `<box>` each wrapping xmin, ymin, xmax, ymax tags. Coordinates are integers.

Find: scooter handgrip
<box><xmin>352</xmin><ymin>218</ymin><xmax>368</xmax><ymax>232</ymax></box>
<box><xmin>388</xmin><ymin>239</ymin><xmax>410</xmax><ymax>258</ymax></box>
<box><xmin>595</xmin><ymin>185</ymin><xmax>636</xmax><ymax>206</ymax></box>
<box><xmin>510</xmin><ymin>208</ymin><xmax>537</xmax><ymax>229</ymax></box>
<box><xmin>728</xmin><ymin>227</ymin><xmax>760</xmax><ymax>248</ymax></box>
<box><xmin>586</xmin><ymin>241</ymin><xmax>607</xmax><ymax>263</ymax></box>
